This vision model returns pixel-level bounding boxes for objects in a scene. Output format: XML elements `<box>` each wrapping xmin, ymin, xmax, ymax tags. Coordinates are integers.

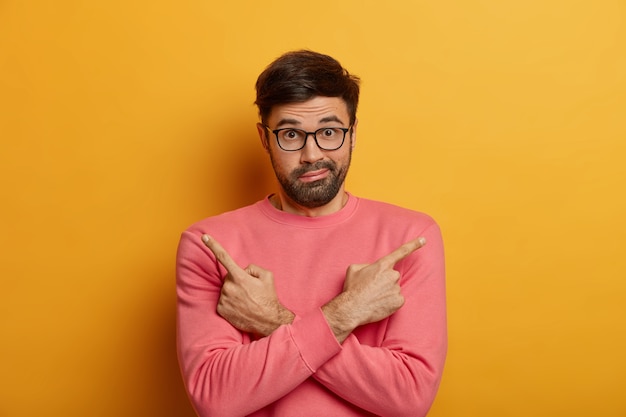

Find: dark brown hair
<box><xmin>255</xmin><ymin>50</ymin><xmax>360</xmax><ymax>125</ymax></box>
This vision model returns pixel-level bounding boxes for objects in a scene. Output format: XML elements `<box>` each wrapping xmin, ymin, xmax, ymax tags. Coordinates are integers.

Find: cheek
<box><xmin>333</xmin><ymin>148</ymin><xmax>352</xmax><ymax>166</ymax></box>
<box><xmin>269</xmin><ymin>150</ymin><xmax>298</xmax><ymax>172</ymax></box>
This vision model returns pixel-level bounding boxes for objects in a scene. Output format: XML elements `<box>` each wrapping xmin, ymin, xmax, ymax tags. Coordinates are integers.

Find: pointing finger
<box><xmin>377</xmin><ymin>237</ymin><xmax>426</xmax><ymax>267</ymax></box>
<box><xmin>201</xmin><ymin>234</ymin><xmax>245</xmax><ymax>276</ymax></box>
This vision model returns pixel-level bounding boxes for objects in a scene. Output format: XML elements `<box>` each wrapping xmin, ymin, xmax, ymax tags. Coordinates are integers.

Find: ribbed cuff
<box><xmin>288</xmin><ymin>308</ymin><xmax>343</xmax><ymax>372</ymax></box>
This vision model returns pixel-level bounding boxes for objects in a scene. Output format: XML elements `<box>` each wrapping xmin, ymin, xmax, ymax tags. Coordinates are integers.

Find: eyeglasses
<box><xmin>263</xmin><ymin>125</ymin><xmax>351</xmax><ymax>151</ymax></box>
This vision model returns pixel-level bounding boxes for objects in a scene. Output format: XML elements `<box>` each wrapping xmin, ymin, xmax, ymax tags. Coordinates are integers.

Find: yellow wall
<box><xmin>1</xmin><ymin>1</ymin><xmax>625</xmax><ymax>415</ymax></box>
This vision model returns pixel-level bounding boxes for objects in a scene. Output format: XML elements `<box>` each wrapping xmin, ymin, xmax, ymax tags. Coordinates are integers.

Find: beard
<box><xmin>270</xmin><ymin>156</ymin><xmax>351</xmax><ymax>209</ymax></box>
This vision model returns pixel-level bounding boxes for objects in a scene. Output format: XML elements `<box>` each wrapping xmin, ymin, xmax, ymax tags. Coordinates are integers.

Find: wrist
<box><xmin>260</xmin><ymin>303</ymin><xmax>294</xmax><ymax>337</ymax></box>
<box><xmin>322</xmin><ymin>293</ymin><xmax>358</xmax><ymax>344</ymax></box>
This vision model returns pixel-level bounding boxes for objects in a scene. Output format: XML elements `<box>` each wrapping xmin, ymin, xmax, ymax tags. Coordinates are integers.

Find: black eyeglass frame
<box><xmin>263</xmin><ymin>125</ymin><xmax>352</xmax><ymax>151</ymax></box>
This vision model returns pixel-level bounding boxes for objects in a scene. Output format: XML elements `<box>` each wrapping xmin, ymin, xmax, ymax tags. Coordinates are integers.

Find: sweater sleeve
<box><xmin>312</xmin><ymin>222</ymin><xmax>447</xmax><ymax>417</ymax></box>
<box><xmin>176</xmin><ymin>230</ymin><xmax>342</xmax><ymax>417</ymax></box>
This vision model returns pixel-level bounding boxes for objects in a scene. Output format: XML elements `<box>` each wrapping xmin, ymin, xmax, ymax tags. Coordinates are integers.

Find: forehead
<box><xmin>267</xmin><ymin>96</ymin><xmax>349</xmax><ymax>127</ymax></box>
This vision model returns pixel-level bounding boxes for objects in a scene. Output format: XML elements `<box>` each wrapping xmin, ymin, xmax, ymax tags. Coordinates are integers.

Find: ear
<box><xmin>350</xmin><ymin>118</ymin><xmax>358</xmax><ymax>150</ymax></box>
<box><xmin>257</xmin><ymin>123</ymin><xmax>270</xmax><ymax>153</ymax></box>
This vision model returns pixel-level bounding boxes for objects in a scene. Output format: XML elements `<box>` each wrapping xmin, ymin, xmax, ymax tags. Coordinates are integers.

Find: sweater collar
<box><xmin>258</xmin><ymin>192</ymin><xmax>359</xmax><ymax>228</ymax></box>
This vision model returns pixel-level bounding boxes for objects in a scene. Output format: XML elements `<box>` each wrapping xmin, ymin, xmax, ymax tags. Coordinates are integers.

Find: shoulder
<box><xmin>177</xmin><ymin>201</ymin><xmax>266</xmax><ymax>261</ymax></box>
<box><xmin>355</xmin><ymin>196</ymin><xmax>438</xmax><ymax>227</ymax></box>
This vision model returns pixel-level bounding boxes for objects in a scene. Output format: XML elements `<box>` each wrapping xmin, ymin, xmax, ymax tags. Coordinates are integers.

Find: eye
<box><xmin>321</xmin><ymin>128</ymin><xmax>337</xmax><ymax>138</ymax></box>
<box><xmin>280</xmin><ymin>129</ymin><xmax>303</xmax><ymax>141</ymax></box>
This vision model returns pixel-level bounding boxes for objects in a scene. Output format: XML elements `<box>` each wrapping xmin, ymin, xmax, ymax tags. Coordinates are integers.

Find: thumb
<box><xmin>245</xmin><ymin>264</ymin><xmax>270</xmax><ymax>280</ymax></box>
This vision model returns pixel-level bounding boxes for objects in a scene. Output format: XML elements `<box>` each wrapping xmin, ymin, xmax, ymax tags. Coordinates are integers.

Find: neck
<box><xmin>270</xmin><ymin>189</ymin><xmax>348</xmax><ymax>217</ymax></box>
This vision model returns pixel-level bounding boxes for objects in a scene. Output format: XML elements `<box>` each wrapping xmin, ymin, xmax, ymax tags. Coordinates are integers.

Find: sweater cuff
<box><xmin>288</xmin><ymin>308</ymin><xmax>342</xmax><ymax>372</ymax></box>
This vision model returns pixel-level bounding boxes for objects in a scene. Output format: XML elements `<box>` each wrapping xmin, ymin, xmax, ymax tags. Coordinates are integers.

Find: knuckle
<box><xmin>221</xmin><ymin>280</ymin><xmax>234</xmax><ymax>295</ymax></box>
<box><xmin>216</xmin><ymin>251</ymin><xmax>228</xmax><ymax>263</ymax></box>
<box><xmin>382</xmin><ymin>270</ymin><xmax>400</xmax><ymax>282</ymax></box>
<box><xmin>377</xmin><ymin>258</ymin><xmax>392</xmax><ymax>269</ymax></box>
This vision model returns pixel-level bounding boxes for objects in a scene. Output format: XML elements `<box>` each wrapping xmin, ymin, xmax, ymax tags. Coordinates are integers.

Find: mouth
<box><xmin>298</xmin><ymin>168</ymin><xmax>330</xmax><ymax>183</ymax></box>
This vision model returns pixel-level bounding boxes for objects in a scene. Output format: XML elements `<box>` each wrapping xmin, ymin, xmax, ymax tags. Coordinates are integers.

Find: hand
<box><xmin>322</xmin><ymin>237</ymin><xmax>426</xmax><ymax>343</ymax></box>
<box><xmin>202</xmin><ymin>234</ymin><xmax>295</xmax><ymax>337</ymax></box>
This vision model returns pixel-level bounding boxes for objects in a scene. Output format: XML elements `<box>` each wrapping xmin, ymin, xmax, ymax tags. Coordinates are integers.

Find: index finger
<box><xmin>201</xmin><ymin>234</ymin><xmax>245</xmax><ymax>276</ymax></box>
<box><xmin>376</xmin><ymin>237</ymin><xmax>426</xmax><ymax>267</ymax></box>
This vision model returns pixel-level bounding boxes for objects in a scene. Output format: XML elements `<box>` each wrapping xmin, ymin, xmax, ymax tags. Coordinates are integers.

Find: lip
<box><xmin>299</xmin><ymin>169</ymin><xmax>330</xmax><ymax>183</ymax></box>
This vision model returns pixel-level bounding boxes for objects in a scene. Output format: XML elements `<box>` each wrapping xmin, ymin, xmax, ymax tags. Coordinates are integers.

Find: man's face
<box><xmin>259</xmin><ymin>96</ymin><xmax>356</xmax><ymax>209</ymax></box>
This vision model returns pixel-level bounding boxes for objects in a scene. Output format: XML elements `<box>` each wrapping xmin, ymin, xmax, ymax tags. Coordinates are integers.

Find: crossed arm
<box><xmin>202</xmin><ymin>234</ymin><xmax>425</xmax><ymax>343</ymax></box>
<box><xmin>177</xmin><ymin>231</ymin><xmax>446</xmax><ymax>416</ymax></box>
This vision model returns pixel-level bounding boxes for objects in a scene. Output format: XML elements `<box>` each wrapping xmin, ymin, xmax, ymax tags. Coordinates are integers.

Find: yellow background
<box><xmin>1</xmin><ymin>1</ymin><xmax>625</xmax><ymax>416</ymax></box>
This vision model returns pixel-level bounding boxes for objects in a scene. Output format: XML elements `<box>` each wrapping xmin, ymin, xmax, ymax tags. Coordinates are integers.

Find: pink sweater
<box><xmin>176</xmin><ymin>194</ymin><xmax>447</xmax><ymax>417</ymax></box>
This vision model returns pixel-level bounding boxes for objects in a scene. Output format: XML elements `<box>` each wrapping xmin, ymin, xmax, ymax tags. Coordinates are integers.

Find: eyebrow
<box><xmin>275</xmin><ymin>115</ymin><xmax>346</xmax><ymax>128</ymax></box>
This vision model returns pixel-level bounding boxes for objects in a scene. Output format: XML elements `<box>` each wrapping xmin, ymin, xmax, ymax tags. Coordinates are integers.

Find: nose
<box><xmin>299</xmin><ymin>133</ymin><xmax>324</xmax><ymax>163</ymax></box>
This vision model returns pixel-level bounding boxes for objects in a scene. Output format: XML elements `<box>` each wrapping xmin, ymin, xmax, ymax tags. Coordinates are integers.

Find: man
<box><xmin>176</xmin><ymin>50</ymin><xmax>447</xmax><ymax>417</ymax></box>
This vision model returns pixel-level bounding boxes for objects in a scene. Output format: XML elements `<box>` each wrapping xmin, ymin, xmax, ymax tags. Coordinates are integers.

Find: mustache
<box><xmin>291</xmin><ymin>161</ymin><xmax>336</xmax><ymax>177</ymax></box>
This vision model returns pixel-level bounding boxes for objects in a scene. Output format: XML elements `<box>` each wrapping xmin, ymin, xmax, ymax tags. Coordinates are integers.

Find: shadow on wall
<box><xmin>195</xmin><ymin>114</ymin><xmax>276</xmax><ymax>215</ymax></box>
<box><xmin>138</xmin><ymin>119</ymin><xmax>274</xmax><ymax>416</ymax></box>
<box><xmin>224</xmin><ymin>134</ymin><xmax>275</xmax><ymax>209</ymax></box>
<box><xmin>130</xmin><ymin>275</ymin><xmax>198</xmax><ymax>417</ymax></box>
<box><xmin>97</xmin><ymin>256</ymin><xmax>197</xmax><ymax>416</ymax></box>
